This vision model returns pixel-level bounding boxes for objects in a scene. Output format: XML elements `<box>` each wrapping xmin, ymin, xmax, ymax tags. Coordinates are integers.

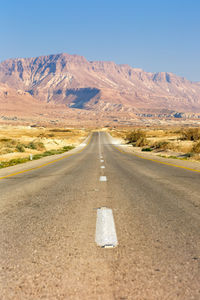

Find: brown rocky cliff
<box><xmin>0</xmin><ymin>53</ymin><xmax>200</xmax><ymax>113</ymax></box>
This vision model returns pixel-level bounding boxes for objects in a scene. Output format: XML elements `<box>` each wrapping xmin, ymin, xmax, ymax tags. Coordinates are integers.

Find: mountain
<box><xmin>0</xmin><ymin>83</ymin><xmax>42</xmax><ymax>116</ymax></box>
<box><xmin>0</xmin><ymin>82</ymin><xmax>67</xmax><ymax>124</ymax></box>
<box><xmin>0</xmin><ymin>53</ymin><xmax>200</xmax><ymax>123</ymax></box>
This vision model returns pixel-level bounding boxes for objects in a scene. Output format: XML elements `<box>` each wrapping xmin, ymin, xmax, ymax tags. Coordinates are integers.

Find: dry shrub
<box><xmin>0</xmin><ymin>148</ymin><xmax>13</xmax><ymax>155</ymax></box>
<box><xmin>126</xmin><ymin>130</ymin><xmax>147</xmax><ymax>145</ymax></box>
<box><xmin>181</xmin><ymin>128</ymin><xmax>200</xmax><ymax>141</ymax></box>
<box><xmin>27</xmin><ymin>141</ymin><xmax>45</xmax><ymax>151</ymax></box>
<box><xmin>0</xmin><ymin>138</ymin><xmax>12</xmax><ymax>142</ymax></box>
<box><xmin>35</xmin><ymin>142</ymin><xmax>45</xmax><ymax>151</ymax></box>
<box><xmin>192</xmin><ymin>141</ymin><xmax>200</xmax><ymax>153</ymax></box>
<box><xmin>151</xmin><ymin>141</ymin><xmax>169</xmax><ymax>150</ymax></box>
<box><xmin>0</xmin><ymin>138</ymin><xmax>17</xmax><ymax>148</ymax></box>
<box><xmin>193</xmin><ymin>154</ymin><xmax>200</xmax><ymax>161</ymax></box>
<box><xmin>177</xmin><ymin>143</ymin><xmax>193</xmax><ymax>153</ymax></box>
<box><xmin>16</xmin><ymin>144</ymin><xmax>25</xmax><ymax>152</ymax></box>
<box><xmin>136</xmin><ymin>137</ymin><xmax>148</xmax><ymax>147</ymax></box>
<box><xmin>110</xmin><ymin>129</ymin><xmax>127</xmax><ymax>139</ymax></box>
<box><xmin>50</xmin><ymin>129</ymin><xmax>71</xmax><ymax>133</ymax></box>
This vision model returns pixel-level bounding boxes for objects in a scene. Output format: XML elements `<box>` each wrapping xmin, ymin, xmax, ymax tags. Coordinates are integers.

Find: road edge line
<box><xmin>112</xmin><ymin>145</ymin><xmax>200</xmax><ymax>174</ymax></box>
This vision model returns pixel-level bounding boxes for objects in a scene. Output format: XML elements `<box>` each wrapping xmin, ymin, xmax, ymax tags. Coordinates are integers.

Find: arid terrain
<box><xmin>110</xmin><ymin>127</ymin><xmax>200</xmax><ymax>162</ymax></box>
<box><xmin>1</xmin><ymin>125</ymin><xmax>200</xmax><ymax>169</ymax></box>
<box><xmin>0</xmin><ymin>125</ymin><xmax>88</xmax><ymax>167</ymax></box>
<box><xmin>0</xmin><ymin>53</ymin><xmax>200</xmax><ymax>127</ymax></box>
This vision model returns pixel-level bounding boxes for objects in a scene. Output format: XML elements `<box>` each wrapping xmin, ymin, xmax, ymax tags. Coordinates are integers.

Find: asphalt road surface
<box><xmin>0</xmin><ymin>132</ymin><xmax>200</xmax><ymax>299</ymax></box>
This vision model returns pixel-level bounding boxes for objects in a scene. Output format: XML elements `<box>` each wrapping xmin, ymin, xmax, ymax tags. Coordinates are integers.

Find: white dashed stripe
<box><xmin>100</xmin><ymin>176</ymin><xmax>107</xmax><ymax>182</ymax></box>
<box><xmin>95</xmin><ymin>207</ymin><xmax>118</xmax><ymax>248</ymax></box>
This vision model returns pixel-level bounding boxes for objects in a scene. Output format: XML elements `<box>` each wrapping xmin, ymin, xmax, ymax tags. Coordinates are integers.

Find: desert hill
<box><xmin>0</xmin><ymin>82</ymin><xmax>80</xmax><ymax>126</ymax></box>
<box><xmin>0</xmin><ymin>53</ymin><xmax>200</xmax><ymax>125</ymax></box>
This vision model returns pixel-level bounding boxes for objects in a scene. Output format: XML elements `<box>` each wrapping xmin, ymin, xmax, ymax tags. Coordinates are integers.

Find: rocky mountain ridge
<box><xmin>0</xmin><ymin>53</ymin><xmax>200</xmax><ymax>118</ymax></box>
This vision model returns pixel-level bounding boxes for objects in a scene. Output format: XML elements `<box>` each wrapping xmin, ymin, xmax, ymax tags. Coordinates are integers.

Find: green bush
<box><xmin>27</xmin><ymin>142</ymin><xmax>37</xmax><ymax>149</ymax></box>
<box><xmin>16</xmin><ymin>144</ymin><xmax>25</xmax><ymax>152</ymax></box>
<box><xmin>27</xmin><ymin>141</ymin><xmax>45</xmax><ymax>151</ymax></box>
<box><xmin>0</xmin><ymin>157</ymin><xmax>29</xmax><ymax>168</ymax></box>
<box><xmin>32</xmin><ymin>146</ymin><xmax>74</xmax><ymax>159</ymax></box>
<box><xmin>184</xmin><ymin>153</ymin><xmax>193</xmax><ymax>157</ymax></box>
<box><xmin>63</xmin><ymin>145</ymin><xmax>74</xmax><ymax>151</ymax></box>
<box><xmin>142</xmin><ymin>147</ymin><xmax>153</xmax><ymax>152</ymax></box>
<box><xmin>0</xmin><ymin>145</ymin><xmax>75</xmax><ymax>169</ymax></box>
<box><xmin>32</xmin><ymin>154</ymin><xmax>43</xmax><ymax>160</ymax></box>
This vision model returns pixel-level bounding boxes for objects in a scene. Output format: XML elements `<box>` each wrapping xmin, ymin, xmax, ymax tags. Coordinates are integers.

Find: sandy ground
<box><xmin>0</xmin><ymin>125</ymin><xmax>88</xmax><ymax>162</ymax></box>
<box><xmin>109</xmin><ymin>128</ymin><xmax>200</xmax><ymax>163</ymax></box>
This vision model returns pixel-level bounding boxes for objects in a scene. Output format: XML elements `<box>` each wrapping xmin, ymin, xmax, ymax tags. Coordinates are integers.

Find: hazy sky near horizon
<box><xmin>0</xmin><ymin>0</ymin><xmax>200</xmax><ymax>81</ymax></box>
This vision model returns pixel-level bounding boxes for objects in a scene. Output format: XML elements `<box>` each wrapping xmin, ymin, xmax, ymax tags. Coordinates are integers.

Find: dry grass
<box><xmin>125</xmin><ymin>130</ymin><xmax>148</xmax><ymax>147</ymax></box>
<box><xmin>181</xmin><ymin>128</ymin><xmax>200</xmax><ymax>141</ymax></box>
<box><xmin>0</xmin><ymin>125</ymin><xmax>88</xmax><ymax>163</ymax></box>
<box><xmin>110</xmin><ymin>127</ymin><xmax>200</xmax><ymax>161</ymax></box>
<box><xmin>192</xmin><ymin>141</ymin><xmax>200</xmax><ymax>153</ymax></box>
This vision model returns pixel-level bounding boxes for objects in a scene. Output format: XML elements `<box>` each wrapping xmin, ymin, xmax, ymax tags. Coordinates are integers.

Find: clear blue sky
<box><xmin>0</xmin><ymin>0</ymin><xmax>200</xmax><ymax>81</ymax></box>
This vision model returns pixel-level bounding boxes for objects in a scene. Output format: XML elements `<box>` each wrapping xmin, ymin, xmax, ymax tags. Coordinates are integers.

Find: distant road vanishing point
<box><xmin>0</xmin><ymin>132</ymin><xmax>200</xmax><ymax>299</ymax></box>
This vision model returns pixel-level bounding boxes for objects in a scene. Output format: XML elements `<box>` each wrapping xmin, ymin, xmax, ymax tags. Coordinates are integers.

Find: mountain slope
<box><xmin>0</xmin><ymin>82</ymin><xmax>77</xmax><ymax>125</ymax></box>
<box><xmin>0</xmin><ymin>83</ymin><xmax>43</xmax><ymax>117</ymax></box>
<box><xmin>0</xmin><ymin>53</ymin><xmax>200</xmax><ymax>114</ymax></box>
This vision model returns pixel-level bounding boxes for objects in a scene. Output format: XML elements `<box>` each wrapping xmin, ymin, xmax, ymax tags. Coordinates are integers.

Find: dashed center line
<box><xmin>100</xmin><ymin>176</ymin><xmax>107</xmax><ymax>182</ymax></box>
<box><xmin>95</xmin><ymin>207</ymin><xmax>118</xmax><ymax>248</ymax></box>
<box><xmin>100</xmin><ymin>159</ymin><xmax>104</xmax><ymax>163</ymax></box>
<box><xmin>101</xmin><ymin>166</ymin><xmax>105</xmax><ymax>169</ymax></box>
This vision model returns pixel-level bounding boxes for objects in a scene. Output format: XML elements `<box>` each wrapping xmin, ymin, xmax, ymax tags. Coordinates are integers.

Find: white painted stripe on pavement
<box><xmin>101</xmin><ymin>166</ymin><xmax>105</xmax><ymax>169</ymax></box>
<box><xmin>100</xmin><ymin>159</ymin><xmax>104</xmax><ymax>162</ymax></box>
<box><xmin>98</xmin><ymin>131</ymin><xmax>101</xmax><ymax>157</ymax></box>
<box><xmin>95</xmin><ymin>207</ymin><xmax>118</xmax><ymax>248</ymax></box>
<box><xmin>100</xmin><ymin>176</ymin><xmax>107</xmax><ymax>182</ymax></box>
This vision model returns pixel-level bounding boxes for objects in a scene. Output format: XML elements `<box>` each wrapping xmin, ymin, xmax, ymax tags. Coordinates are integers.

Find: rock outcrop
<box><xmin>0</xmin><ymin>53</ymin><xmax>200</xmax><ymax>116</ymax></box>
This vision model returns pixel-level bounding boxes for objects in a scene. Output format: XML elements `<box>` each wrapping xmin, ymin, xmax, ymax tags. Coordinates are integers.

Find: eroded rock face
<box><xmin>0</xmin><ymin>53</ymin><xmax>200</xmax><ymax>114</ymax></box>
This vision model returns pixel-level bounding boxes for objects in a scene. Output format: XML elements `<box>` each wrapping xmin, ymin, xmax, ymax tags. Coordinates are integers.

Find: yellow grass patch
<box><xmin>109</xmin><ymin>127</ymin><xmax>200</xmax><ymax>161</ymax></box>
<box><xmin>0</xmin><ymin>125</ymin><xmax>88</xmax><ymax>162</ymax></box>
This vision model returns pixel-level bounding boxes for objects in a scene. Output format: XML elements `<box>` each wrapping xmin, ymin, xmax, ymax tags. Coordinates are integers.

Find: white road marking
<box><xmin>98</xmin><ymin>131</ymin><xmax>101</xmax><ymax>157</ymax></box>
<box><xmin>101</xmin><ymin>166</ymin><xmax>105</xmax><ymax>169</ymax></box>
<box><xmin>100</xmin><ymin>159</ymin><xmax>104</xmax><ymax>163</ymax></box>
<box><xmin>95</xmin><ymin>207</ymin><xmax>118</xmax><ymax>248</ymax></box>
<box><xmin>100</xmin><ymin>176</ymin><xmax>107</xmax><ymax>182</ymax></box>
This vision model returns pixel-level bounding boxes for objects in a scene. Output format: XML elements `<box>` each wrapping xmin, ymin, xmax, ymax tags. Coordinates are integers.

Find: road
<box><xmin>0</xmin><ymin>131</ymin><xmax>200</xmax><ymax>299</ymax></box>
